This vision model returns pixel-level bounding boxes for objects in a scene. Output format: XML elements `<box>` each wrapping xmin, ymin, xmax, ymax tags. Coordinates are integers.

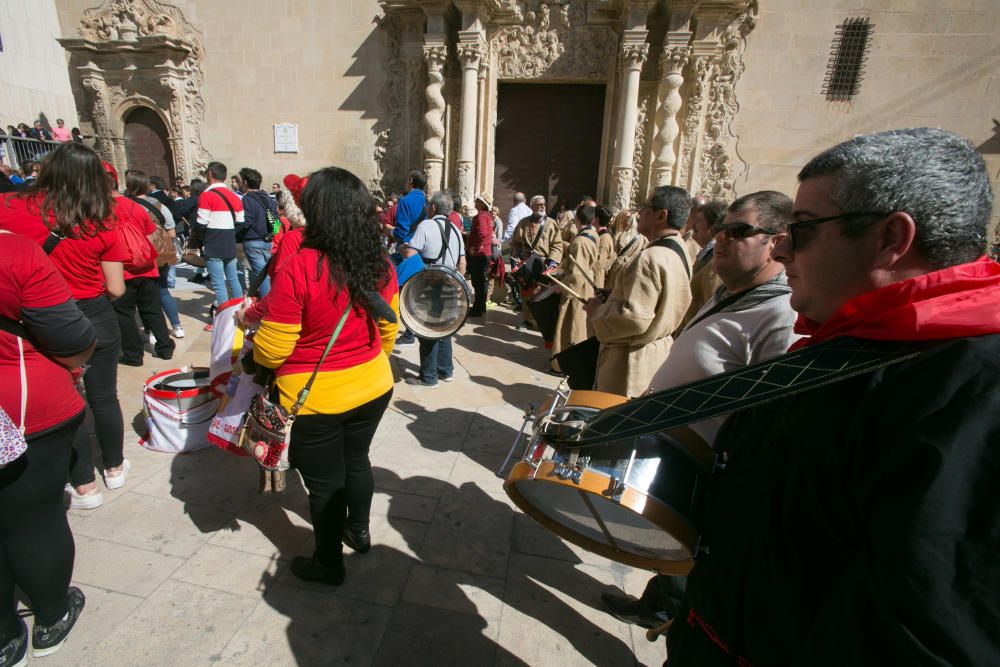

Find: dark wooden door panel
<box><xmin>494</xmin><ymin>83</ymin><xmax>605</xmax><ymax>219</ymax></box>
<box><xmin>124</xmin><ymin>107</ymin><xmax>174</xmax><ymax>184</ymax></box>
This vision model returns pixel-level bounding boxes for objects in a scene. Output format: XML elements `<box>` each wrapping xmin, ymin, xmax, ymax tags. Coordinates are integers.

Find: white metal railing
<box><xmin>0</xmin><ymin>135</ymin><xmax>63</xmax><ymax>172</ymax></box>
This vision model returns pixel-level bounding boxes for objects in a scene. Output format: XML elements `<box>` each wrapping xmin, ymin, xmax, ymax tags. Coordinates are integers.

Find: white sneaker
<box><xmin>171</xmin><ymin>326</ymin><xmax>185</xmax><ymax>339</ymax></box>
<box><xmin>65</xmin><ymin>484</ymin><xmax>104</xmax><ymax>510</ymax></box>
<box><xmin>103</xmin><ymin>459</ymin><xmax>132</xmax><ymax>491</ymax></box>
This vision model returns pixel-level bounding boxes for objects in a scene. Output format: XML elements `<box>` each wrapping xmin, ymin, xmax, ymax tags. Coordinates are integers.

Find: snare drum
<box><xmin>503</xmin><ymin>389</ymin><xmax>714</xmax><ymax>574</ymax></box>
<box><xmin>399</xmin><ymin>264</ymin><xmax>473</xmax><ymax>339</ymax></box>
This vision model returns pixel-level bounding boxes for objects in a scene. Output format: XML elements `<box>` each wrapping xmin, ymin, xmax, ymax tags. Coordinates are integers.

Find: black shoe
<box><xmin>118</xmin><ymin>357</ymin><xmax>143</xmax><ymax>367</ymax></box>
<box><xmin>290</xmin><ymin>556</ymin><xmax>345</xmax><ymax>586</ymax></box>
<box><xmin>512</xmin><ymin>303</ymin><xmax>522</xmax><ymax>312</ymax></box>
<box><xmin>342</xmin><ymin>525</ymin><xmax>371</xmax><ymax>554</ymax></box>
<box><xmin>0</xmin><ymin>617</ymin><xmax>27</xmax><ymax>667</ymax></box>
<box><xmin>515</xmin><ymin>320</ymin><xmax>535</xmax><ymax>331</ymax></box>
<box><xmin>396</xmin><ymin>334</ymin><xmax>415</xmax><ymax>346</ymax></box>
<box><xmin>404</xmin><ymin>376</ymin><xmax>439</xmax><ymax>389</ymax></box>
<box><xmin>190</xmin><ymin>273</ymin><xmax>207</xmax><ymax>284</ymax></box>
<box><xmin>32</xmin><ymin>586</ymin><xmax>85</xmax><ymax>658</ymax></box>
<box><xmin>599</xmin><ymin>591</ymin><xmax>670</xmax><ymax>630</ymax></box>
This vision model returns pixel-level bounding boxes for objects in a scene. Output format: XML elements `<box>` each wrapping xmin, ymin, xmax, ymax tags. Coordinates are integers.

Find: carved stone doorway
<box><xmin>124</xmin><ymin>107</ymin><xmax>174</xmax><ymax>184</ymax></box>
<box><xmin>493</xmin><ymin>83</ymin><xmax>606</xmax><ymax>216</ymax></box>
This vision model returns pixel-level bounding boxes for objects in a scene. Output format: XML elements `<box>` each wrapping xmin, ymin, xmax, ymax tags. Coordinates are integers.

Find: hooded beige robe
<box><xmin>511</xmin><ymin>215</ymin><xmax>563</xmax><ymax>263</ymax></box>
<box><xmin>552</xmin><ymin>229</ymin><xmax>599</xmax><ymax>364</ymax></box>
<box><xmin>591</xmin><ymin>236</ymin><xmax>692</xmax><ymax>397</ymax></box>
<box><xmin>605</xmin><ymin>233</ymin><xmax>647</xmax><ymax>293</ymax></box>
<box><xmin>596</xmin><ymin>230</ymin><xmax>615</xmax><ymax>288</ymax></box>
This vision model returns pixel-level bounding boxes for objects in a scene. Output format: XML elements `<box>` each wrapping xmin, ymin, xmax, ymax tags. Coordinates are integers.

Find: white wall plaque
<box><xmin>273</xmin><ymin>123</ymin><xmax>298</xmax><ymax>153</ymax></box>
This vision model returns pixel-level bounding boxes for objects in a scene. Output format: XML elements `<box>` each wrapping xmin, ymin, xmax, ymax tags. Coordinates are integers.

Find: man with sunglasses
<box><xmin>667</xmin><ymin>128</ymin><xmax>1000</xmax><ymax>666</ymax></box>
<box><xmin>601</xmin><ymin>190</ymin><xmax>800</xmax><ymax>631</ymax></box>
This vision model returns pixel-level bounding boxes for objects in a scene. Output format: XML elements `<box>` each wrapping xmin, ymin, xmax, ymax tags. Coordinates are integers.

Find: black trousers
<box><xmin>0</xmin><ymin>412</ymin><xmax>83</xmax><ymax>640</ymax></box>
<box><xmin>70</xmin><ymin>296</ymin><xmax>125</xmax><ymax>487</ymax></box>
<box><xmin>113</xmin><ymin>277</ymin><xmax>175</xmax><ymax>363</ymax></box>
<box><xmin>289</xmin><ymin>389</ymin><xmax>392</xmax><ymax>565</ymax></box>
<box><xmin>467</xmin><ymin>254</ymin><xmax>489</xmax><ymax>316</ymax></box>
<box><xmin>640</xmin><ymin>573</ymin><xmax>687</xmax><ymax>616</ymax></box>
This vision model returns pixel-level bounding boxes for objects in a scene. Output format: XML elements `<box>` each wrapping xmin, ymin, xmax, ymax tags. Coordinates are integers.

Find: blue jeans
<box><xmin>158</xmin><ymin>265</ymin><xmax>180</xmax><ymax>328</ymax></box>
<box><xmin>418</xmin><ymin>335</ymin><xmax>453</xmax><ymax>384</ymax></box>
<box><xmin>243</xmin><ymin>239</ymin><xmax>272</xmax><ymax>296</ymax></box>
<box><xmin>166</xmin><ymin>263</ymin><xmax>176</xmax><ymax>288</ymax></box>
<box><xmin>205</xmin><ymin>256</ymin><xmax>243</xmax><ymax>306</ymax></box>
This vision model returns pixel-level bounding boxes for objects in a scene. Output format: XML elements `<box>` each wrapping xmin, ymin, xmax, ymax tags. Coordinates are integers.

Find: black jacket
<box><xmin>668</xmin><ymin>335</ymin><xmax>1000</xmax><ymax>666</ymax></box>
<box><xmin>239</xmin><ymin>190</ymin><xmax>278</xmax><ymax>242</ymax></box>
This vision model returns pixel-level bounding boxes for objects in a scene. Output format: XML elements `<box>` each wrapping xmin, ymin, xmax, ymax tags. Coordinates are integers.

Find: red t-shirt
<box><xmin>0</xmin><ymin>193</ymin><xmax>129</xmax><ymax>300</ymax></box>
<box><xmin>114</xmin><ymin>195</ymin><xmax>160</xmax><ymax>280</ymax></box>
<box><xmin>0</xmin><ymin>233</ymin><xmax>86</xmax><ymax>435</ymax></box>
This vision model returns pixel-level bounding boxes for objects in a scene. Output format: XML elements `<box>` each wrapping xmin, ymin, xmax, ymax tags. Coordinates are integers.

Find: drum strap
<box><xmin>527</xmin><ymin>219</ymin><xmax>546</xmax><ymax>254</ymax></box>
<box><xmin>569</xmin><ymin>336</ymin><xmax>938</xmax><ymax>446</ymax></box>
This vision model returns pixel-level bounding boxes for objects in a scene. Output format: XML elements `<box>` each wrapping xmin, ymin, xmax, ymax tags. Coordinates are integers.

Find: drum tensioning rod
<box><xmin>496</xmin><ymin>403</ymin><xmax>535</xmax><ymax>479</ymax></box>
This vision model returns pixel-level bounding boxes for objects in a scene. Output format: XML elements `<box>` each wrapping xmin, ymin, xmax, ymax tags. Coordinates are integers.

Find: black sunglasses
<box><xmin>788</xmin><ymin>211</ymin><xmax>889</xmax><ymax>250</ymax></box>
<box><xmin>712</xmin><ymin>222</ymin><xmax>778</xmax><ymax>240</ymax></box>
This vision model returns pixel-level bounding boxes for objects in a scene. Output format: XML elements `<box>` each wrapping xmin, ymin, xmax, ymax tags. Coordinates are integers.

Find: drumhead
<box><xmin>399</xmin><ymin>264</ymin><xmax>472</xmax><ymax>339</ymax></box>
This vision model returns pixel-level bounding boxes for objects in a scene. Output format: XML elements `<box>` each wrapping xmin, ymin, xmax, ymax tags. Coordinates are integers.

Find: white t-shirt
<box><xmin>647</xmin><ymin>288</ymin><xmax>802</xmax><ymax>447</ymax></box>
<box><xmin>505</xmin><ymin>202</ymin><xmax>531</xmax><ymax>241</ymax></box>
<box><xmin>407</xmin><ymin>215</ymin><xmax>465</xmax><ymax>268</ymax></box>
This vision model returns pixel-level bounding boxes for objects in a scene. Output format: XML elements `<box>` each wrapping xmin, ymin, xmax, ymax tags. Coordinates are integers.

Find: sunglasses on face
<box><xmin>788</xmin><ymin>211</ymin><xmax>889</xmax><ymax>250</ymax></box>
<box><xmin>712</xmin><ymin>222</ymin><xmax>777</xmax><ymax>240</ymax></box>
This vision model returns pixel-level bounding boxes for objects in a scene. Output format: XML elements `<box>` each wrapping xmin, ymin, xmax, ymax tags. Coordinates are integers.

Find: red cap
<box><xmin>102</xmin><ymin>161</ymin><xmax>118</xmax><ymax>188</ymax></box>
<box><xmin>282</xmin><ymin>173</ymin><xmax>308</xmax><ymax>205</ymax></box>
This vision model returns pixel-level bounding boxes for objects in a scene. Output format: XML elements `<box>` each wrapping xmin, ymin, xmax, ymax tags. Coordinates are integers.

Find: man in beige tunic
<box><xmin>677</xmin><ymin>200</ymin><xmax>727</xmax><ymax>331</ymax></box>
<box><xmin>511</xmin><ymin>195</ymin><xmax>563</xmax><ymax>329</ymax></box>
<box><xmin>552</xmin><ymin>205</ymin><xmax>600</xmax><ymax>363</ymax></box>
<box><xmin>584</xmin><ymin>186</ymin><xmax>693</xmax><ymax>397</ymax></box>
<box><xmin>594</xmin><ymin>206</ymin><xmax>616</xmax><ymax>288</ymax></box>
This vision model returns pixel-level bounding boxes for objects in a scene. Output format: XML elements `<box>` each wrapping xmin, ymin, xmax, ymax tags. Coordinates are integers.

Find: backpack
<box><xmin>128</xmin><ymin>196</ymin><xmax>177</xmax><ymax>266</ymax></box>
<box><xmin>118</xmin><ymin>214</ymin><xmax>158</xmax><ymax>273</ymax></box>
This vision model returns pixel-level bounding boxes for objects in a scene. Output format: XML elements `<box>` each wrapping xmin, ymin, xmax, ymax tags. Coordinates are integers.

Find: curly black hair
<box><xmin>299</xmin><ymin>166</ymin><xmax>391</xmax><ymax>317</ymax></box>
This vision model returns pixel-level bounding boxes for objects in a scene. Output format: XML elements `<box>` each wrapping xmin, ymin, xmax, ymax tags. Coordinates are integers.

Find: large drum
<box><xmin>502</xmin><ymin>389</ymin><xmax>714</xmax><ymax>574</ymax></box>
<box><xmin>142</xmin><ymin>367</ymin><xmax>219</xmax><ymax>454</ymax></box>
<box><xmin>399</xmin><ymin>264</ymin><xmax>473</xmax><ymax>339</ymax></box>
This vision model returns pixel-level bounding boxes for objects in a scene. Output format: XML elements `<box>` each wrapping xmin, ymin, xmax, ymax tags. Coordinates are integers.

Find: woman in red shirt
<box><xmin>244</xmin><ymin>167</ymin><xmax>399</xmax><ymax>586</ymax></box>
<box><xmin>0</xmin><ymin>232</ymin><xmax>96</xmax><ymax>660</ymax></box>
<box><xmin>0</xmin><ymin>143</ymin><xmax>129</xmax><ymax>510</ymax></box>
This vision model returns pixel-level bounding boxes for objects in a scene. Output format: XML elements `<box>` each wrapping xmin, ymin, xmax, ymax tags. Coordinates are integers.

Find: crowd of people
<box><xmin>0</xmin><ymin>125</ymin><xmax>997</xmax><ymax>666</ymax></box>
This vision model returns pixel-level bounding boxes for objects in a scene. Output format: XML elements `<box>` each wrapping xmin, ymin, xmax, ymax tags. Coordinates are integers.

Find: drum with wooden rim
<box><xmin>501</xmin><ymin>388</ymin><xmax>714</xmax><ymax>574</ymax></box>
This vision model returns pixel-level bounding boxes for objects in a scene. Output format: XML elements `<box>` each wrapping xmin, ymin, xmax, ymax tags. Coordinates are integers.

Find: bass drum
<box><xmin>504</xmin><ymin>389</ymin><xmax>714</xmax><ymax>574</ymax></box>
<box><xmin>399</xmin><ymin>264</ymin><xmax>474</xmax><ymax>339</ymax></box>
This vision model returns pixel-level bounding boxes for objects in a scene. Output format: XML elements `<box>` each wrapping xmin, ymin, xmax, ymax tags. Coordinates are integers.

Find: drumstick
<box><xmin>545</xmin><ymin>275</ymin><xmax>588</xmax><ymax>303</ymax></box>
<box><xmin>566</xmin><ymin>254</ymin><xmax>600</xmax><ymax>292</ymax></box>
<box><xmin>645</xmin><ymin>618</ymin><xmax>674</xmax><ymax>642</ymax></box>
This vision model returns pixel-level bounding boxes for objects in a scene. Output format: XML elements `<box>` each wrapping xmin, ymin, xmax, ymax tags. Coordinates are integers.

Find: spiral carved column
<box><xmin>422</xmin><ymin>44</ymin><xmax>448</xmax><ymax>194</ymax></box>
<box><xmin>651</xmin><ymin>45</ymin><xmax>690</xmax><ymax>187</ymax></box>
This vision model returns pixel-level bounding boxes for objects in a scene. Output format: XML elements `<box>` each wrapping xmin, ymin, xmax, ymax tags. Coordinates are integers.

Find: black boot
<box><xmin>342</xmin><ymin>524</ymin><xmax>371</xmax><ymax>554</ymax></box>
<box><xmin>290</xmin><ymin>555</ymin><xmax>345</xmax><ymax>586</ymax></box>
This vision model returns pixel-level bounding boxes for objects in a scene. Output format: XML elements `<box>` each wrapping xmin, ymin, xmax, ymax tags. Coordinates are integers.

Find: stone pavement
<box><xmin>39</xmin><ymin>267</ymin><xmax>667</xmax><ymax>666</ymax></box>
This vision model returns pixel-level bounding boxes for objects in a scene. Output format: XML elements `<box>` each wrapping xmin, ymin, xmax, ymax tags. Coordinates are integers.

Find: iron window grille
<box><xmin>823</xmin><ymin>17</ymin><xmax>873</xmax><ymax>102</ymax></box>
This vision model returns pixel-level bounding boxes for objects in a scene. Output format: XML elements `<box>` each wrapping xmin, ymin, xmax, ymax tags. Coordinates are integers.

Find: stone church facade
<box><xmin>42</xmin><ymin>0</ymin><xmax>1000</xmax><ymax>230</ymax></box>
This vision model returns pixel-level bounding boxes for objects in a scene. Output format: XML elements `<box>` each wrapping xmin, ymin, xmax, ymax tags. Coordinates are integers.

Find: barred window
<box><xmin>823</xmin><ymin>18</ymin><xmax>873</xmax><ymax>102</ymax></box>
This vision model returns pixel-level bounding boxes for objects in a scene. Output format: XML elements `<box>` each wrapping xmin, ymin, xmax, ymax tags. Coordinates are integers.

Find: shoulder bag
<box><xmin>237</xmin><ymin>301</ymin><xmax>352</xmax><ymax>471</ymax></box>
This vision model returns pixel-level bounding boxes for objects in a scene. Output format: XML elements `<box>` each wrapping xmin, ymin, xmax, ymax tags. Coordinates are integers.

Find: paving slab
<box><xmin>58</xmin><ymin>290</ymin><xmax>666</xmax><ymax>665</ymax></box>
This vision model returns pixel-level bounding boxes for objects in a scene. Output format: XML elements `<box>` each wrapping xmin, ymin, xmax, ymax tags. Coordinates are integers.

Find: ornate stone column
<box><xmin>79</xmin><ymin>65</ymin><xmax>115</xmax><ymax>166</ymax></box>
<box><xmin>651</xmin><ymin>33</ymin><xmax>692</xmax><ymax>187</ymax></box>
<box><xmin>610</xmin><ymin>38</ymin><xmax>648</xmax><ymax>211</ymax></box>
<box><xmin>677</xmin><ymin>44</ymin><xmax>721</xmax><ymax>193</ymax></box>
<box><xmin>158</xmin><ymin>70</ymin><xmax>190</xmax><ymax>181</ymax></box>
<box><xmin>422</xmin><ymin>41</ymin><xmax>448</xmax><ymax>193</ymax></box>
<box><xmin>456</xmin><ymin>37</ymin><xmax>483</xmax><ymax>208</ymax></box>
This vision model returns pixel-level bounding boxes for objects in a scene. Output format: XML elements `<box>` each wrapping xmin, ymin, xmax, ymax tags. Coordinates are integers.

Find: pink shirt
<box><xmin>51</xmin><ymin>127</ymin><xmax>72</xmax><ymax>142</ymax></box>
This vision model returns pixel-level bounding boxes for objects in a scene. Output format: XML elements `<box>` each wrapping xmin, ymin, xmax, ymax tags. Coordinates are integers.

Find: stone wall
<box><xmin>0</xmin><ymin>0</ymin><xmax>79</xmax><ymax>131</ymax></box>
<box><xmin>55</xmin><ymin>0</ymin><xmax>392</xmax><ymax>191</ymax></box>
<box><xmin>733</xmin><ymin>0</ymin><xmax>1000</xmax><ymax>236</ymax></box>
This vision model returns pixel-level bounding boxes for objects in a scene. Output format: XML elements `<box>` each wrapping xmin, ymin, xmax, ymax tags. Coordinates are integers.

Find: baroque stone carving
<box><xmin>611</xmin><ymin>166</ymin><xmax>635</xmax><ymax>213</ymax></box>
<box><xmin>492</xmin><ymin>2</ymin><xmax>615</xmax><ymax>80</ymax></box>
<box><xmin>373</xmin><ymin>12</ymin><xmax>407</xmax><ymax>193</ymax></box>
<box><xmin>677</xmin><ymin>54</ymin><xmax>714</xmax><ymax>190</ymax></box>
<box><xmin>69</xmin><ymin>0</ymin><xmax>209</xmax><ymax>180</ymax></box>
<box><xmin>621</xmin><ymin>43</ymin><xmax>648</xmax><ymax>71</ymax></box>
<box><xmin>631</xmin><ymin>86</ymin><xmax>654</xmax><ymax>206</ymax></box>
<box><xmin>80</xmin><ymin>76</ymin><xmax>115</xmax><ymax>164</ymax></box>
<box><xmin>700</xmin><ymin>2</ymin><xmax>758</xmax><ymax>200</ymax></box>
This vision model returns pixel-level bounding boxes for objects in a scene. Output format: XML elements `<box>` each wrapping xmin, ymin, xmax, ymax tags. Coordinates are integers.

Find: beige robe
<box><xmin>605</xmin><ymin>233</ymin><xmax>647</xmax><ymax>293</ymax></box>
<box><xmin>552</xmin><ymin>230</ymin><xmax>599</xmax><ymax>365</ymax></box>
<box><xmin>596</xmin><ymin>230</ymin><xmax>615</xmax><ymax>288</ymax></box>
<box><xmin>591</xmin><ymin>237</ymin><xmax>693</xmax><ymax>398</ymax></box>
<box><xmin>677</xmin><ymin>246</ymin><xmax>723</xmax><ymax>332</ymax></box>
<box><xmin>511</xmin><ymin>215</ymin><xmax>563</xmax><ymax>263</ymax></box>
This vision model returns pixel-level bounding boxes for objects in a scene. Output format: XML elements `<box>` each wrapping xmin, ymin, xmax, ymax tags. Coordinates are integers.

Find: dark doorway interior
<box><xmin>494</xmin><ymin>82</ymin><xmax>605</xmax><ymax>219</ymax></box>
<box><xmin>124</xmin><ymin>107</ymin><xmax>174</xmax><ymax>184</ymax></box>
